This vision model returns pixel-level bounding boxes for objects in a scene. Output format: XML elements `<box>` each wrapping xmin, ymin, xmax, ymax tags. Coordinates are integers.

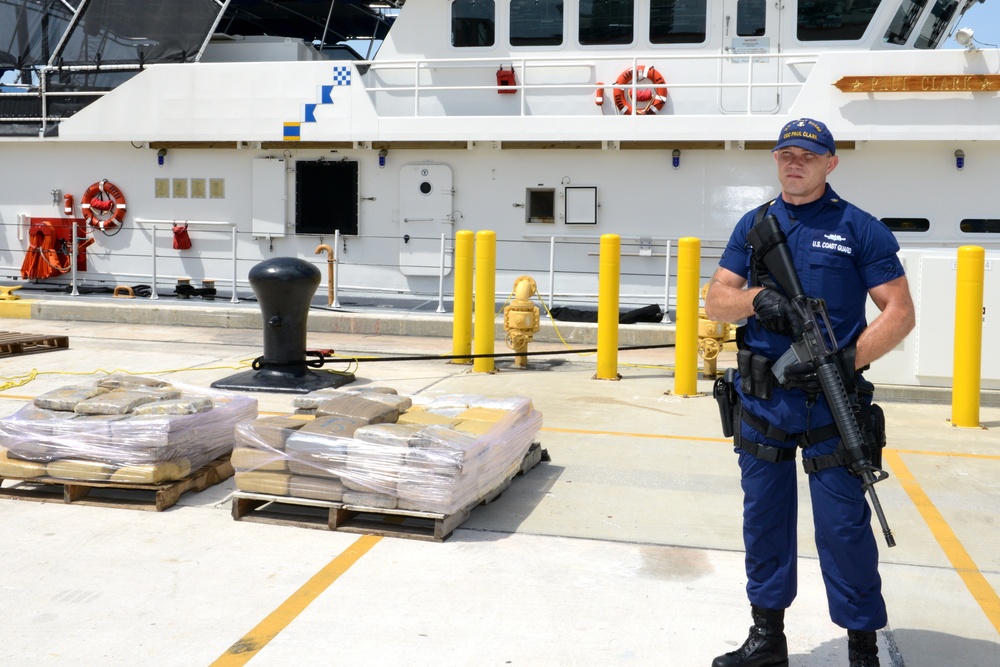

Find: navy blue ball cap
<box><xmin>772</xmin><ymin>118</ymin><xmax>836</xmax><ymax>155</ymax></box>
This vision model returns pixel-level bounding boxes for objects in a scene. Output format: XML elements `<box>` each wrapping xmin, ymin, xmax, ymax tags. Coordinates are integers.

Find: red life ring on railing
<box><xmin>613</xmin><ymin>65</ymin><xmax>667</xmax><ymax>115</ymax></box>
<box><xmin>81</xmin><ymin>179</ymin><xmax>127</xmax><ymax>230</ymax></box>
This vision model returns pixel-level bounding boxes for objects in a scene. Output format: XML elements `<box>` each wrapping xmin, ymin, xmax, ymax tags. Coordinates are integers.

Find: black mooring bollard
<box><xmin>211</xmin><ymin>257</ymin><xmax>354</xmax><ymax>393</ymax></box>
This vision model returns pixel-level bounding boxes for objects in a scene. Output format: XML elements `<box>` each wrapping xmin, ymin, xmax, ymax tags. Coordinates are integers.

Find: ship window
<box><xmin>736</xmin><ymin>0</ymin><xmax>766</xmax><ymax>37</ymax></box>
<box><xmin>883</xmin><ymin>0</ymin><xmax>928</xmax><ymax>45</ymax></box>
<box><xmin>295</xmin><ymin>161</ymin><xmax>359</xmax><ymax>236</ymax></box>
<box><xmin>526</xmin><ymin>188</ymin><xmax>556</xmax><ymax>223</ymax></box>
<box><xmin>797</xmin><ymin>2</ymin><xmax>878</xmax><ymax>41</ymax></box>
<box><xmin>452</xmin><ymin>0</ymin><xmax>495</xmax><ymax>48</ymax></box>
<box><xmin>649</xmin><ymin>0</ymin><xmax>707</xmax><ymax>44</ymax></box>
<box><xmin>579</xmin><ymin>0</ymin><xmax>633</xmax><ymax>45</ymax></box>
<box><xmin>915</xmin><ymin>0</ymin><xmax>958</xmax><ymax>49</ymax></box>
<box><xmin>882</xmin><ymin>218</ymin><xmax>930</xmax><ymax>233</ymax></box>
<box><xmin>510</xmin><ymin>0</ymin><xmax>564</xmax><ymax>46</ymax></box>
<box><xmin>960</xmin><ymin>219</ymin><xmax>1000</xmax><ymax>234</ymax></box>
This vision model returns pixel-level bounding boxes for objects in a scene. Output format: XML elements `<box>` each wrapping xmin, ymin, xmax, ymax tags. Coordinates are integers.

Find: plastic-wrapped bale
<box><xmin>289</xmin><ymin>475</ymin><xmax>346</xmax><ymax>502</ymax></box>
<box><xmin>393</xmin><ymin>395</ymin><xmax>543</xmax><ymax>514</ymax></box>
<box><xmin>282</xmin><ymin>416</ymin><xmax>367</xmax><ymax>478</ymax></box>
<box><xmin>292</xmin><ymin>386</ymin><xmax>407</xmax><ymax>415</ymax></box>
<box><xmin>233</xmin><ymin>415</ymin><xmax>366</xmax><ymax>496</ymax></box>
<box><xmin>337</xmin><ymin>424</ymin><xmax>416</xmax><ymax>503</ymax></box>
<box><xmin>96</xmin><ymin>374</ymin><xmax>171</xmax><ymax>390</ymax></box>
<box><xmin>396</xmin><ymin>410</ymin><xmax>459</xmax><ymax>427</ymax></box>
<box><xmin>347</xmin><ymin>391</ymin><xmax>412</xmax><ymax>413</ymax></box>
<box><xmin>32</xmin><ymin>386</ymin><xmax>109</xmax><ymax>411</ymax></box>
<box><xmin>235</xmin><ymin>415</ymin><xmax>312</xmax><ymax>451</ymax></box>
<box><xmin>0</xmin><ymin>446</ymin><xmax>47</xmax><ymax>478</ymax></box>
<box><xmin>234</xmin><ymin>471</ymin><xmax>291</xmax><ymax>495</ymax></box>
<box><xmin>109</xmin><ymin>459</ymin><xmax>193</xmax><ymax>484</ymax></box>
<box><xmin>312</xmin><ymin>394</ymin><xmax>400</xmax><ymax>424</ymax></box>
<box><xmin>0</xmin><ymin>377</ymin><xmax>258</xmax><ymax>483</ymax></box>
<box><xmin>231</xmin><ymin>415</ymin><xmax>314</xmax><ymax>475</ymax></box>
<box><xmin>131</xmin><ymin>395</ymin><xmax>214</xmax><ymax>416</ymax></box>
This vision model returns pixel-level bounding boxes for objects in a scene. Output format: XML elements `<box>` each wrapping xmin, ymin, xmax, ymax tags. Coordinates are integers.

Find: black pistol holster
<box><xmin>713</xmin><ymin>367</ymin><xmax>738</xmax><ymax>438</ymax></box>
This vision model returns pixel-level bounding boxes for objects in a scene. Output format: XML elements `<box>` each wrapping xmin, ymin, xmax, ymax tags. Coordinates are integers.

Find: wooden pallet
<box><xmin>231</xmin><ymin>443</ymin><xmax>545</xmax><ymax>542</ymax></box>
<box><xmin>0</xmin><ymin>455</ymin><xmax>233</xmax><ymax>511</ymax></box>
<box><xmin>0</xmin><ymin>331</ymin><xmax>69</xmax><ymax>357</ymax></box>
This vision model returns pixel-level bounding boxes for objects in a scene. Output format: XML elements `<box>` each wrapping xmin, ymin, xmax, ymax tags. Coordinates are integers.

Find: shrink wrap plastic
<box><xmin>0</xmin><ymin>375</ymin><xmax>258</xmax><ymax>483</ymax></box>
<box><xmin>234</xmin><ymin>392</ymin><xmax>542</xmax><ymax>514</ymax></box>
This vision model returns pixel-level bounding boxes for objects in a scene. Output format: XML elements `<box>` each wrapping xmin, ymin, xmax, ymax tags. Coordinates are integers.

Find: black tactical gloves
<box><xmin>782</xmin><ymin>343</ymin><xmax>858</xmax><ymax>394</ymax></box>
<box><xmin>752</xmin><ymin>288</ymin><xmax>799</xmax><ymax>336</ymax></box>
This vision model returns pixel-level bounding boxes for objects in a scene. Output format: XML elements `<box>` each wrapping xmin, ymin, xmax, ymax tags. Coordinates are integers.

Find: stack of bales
<box><xmin>233</xmin><ymin>388</ymin><xmax>542</xmax><ymax>514</ymax></box>
<box><xmin>0</xmin><ymin>375</ymin><xmax>258</xmax><ymax>484</ymax></box>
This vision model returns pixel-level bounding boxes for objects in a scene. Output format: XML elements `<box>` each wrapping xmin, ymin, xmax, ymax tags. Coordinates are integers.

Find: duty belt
<box><xmin>736</xmin><ymin>403</ymin><xmax>842</xmax><ymax>468</ymax></box>
<box><xmin>740</xmin><ymin>407</ymin><xmax>840</xmax><ymax>449</ymax></box>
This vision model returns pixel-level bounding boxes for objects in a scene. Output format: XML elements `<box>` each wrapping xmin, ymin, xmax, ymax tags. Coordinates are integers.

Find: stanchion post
<box><xmin>672</xmin><ymin>237</ymin><xmax>700</xmax><ymax>396</ymax></box>
<box><xmin>951</xmin><ymin>245</ymin><xmax>985</xmax><ymax>428</ymax></box>
<box><xmin>596</xmin><ymin>234</ymin><xmax>621</xmax><ymax>380</ymax></box>
<box><xmin>473</xmin><ymin>230</ymin><xmax>496</xmax><ymax>373</ymax></box>
<box><xmin>452</xmin><ymin>230</ymin><xmax>474</xmax><ymax>364</ymax></box>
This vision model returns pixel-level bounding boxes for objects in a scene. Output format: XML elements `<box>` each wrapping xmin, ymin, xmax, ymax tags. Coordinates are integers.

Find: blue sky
<box><xmin>945</xmin><ymin>1</ymin><xmax>1000</xmax><ymax>48</ymax></box>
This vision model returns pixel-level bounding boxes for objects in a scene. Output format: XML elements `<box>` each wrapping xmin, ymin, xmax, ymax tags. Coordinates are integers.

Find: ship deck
<box><xmin>1</xmin><ymin>294</ymin><xmax>998</xmax><ymax>666</ymax></box>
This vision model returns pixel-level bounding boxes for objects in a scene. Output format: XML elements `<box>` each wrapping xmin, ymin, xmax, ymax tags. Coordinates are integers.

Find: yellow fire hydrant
<box><xmin>698</xmin><ymin>283</ymin><xmax>732</xmax><ymax>378</ymax></box>
<box><xmin>503</xmin><ymin>275</ymin><xmax>540</xmax><ymax>368</ymax></box>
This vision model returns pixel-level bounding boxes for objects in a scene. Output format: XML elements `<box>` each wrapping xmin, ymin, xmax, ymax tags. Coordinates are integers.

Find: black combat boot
<box><xmin>712</xmin><ymin>605</ymin><xmax>789</xmax><ymax>667</ymax></box>
<box><xmin>847</xmin><ymin>629</ymin><xmax>879</xmax><ymax>667</ymax></box>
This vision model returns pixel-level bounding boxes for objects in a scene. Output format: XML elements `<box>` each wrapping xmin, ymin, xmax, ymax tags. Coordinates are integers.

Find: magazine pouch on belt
<box><xmin>737</xmin><ymin>348</ymin><xmax>773</xmax><ymax>400</ymax></box>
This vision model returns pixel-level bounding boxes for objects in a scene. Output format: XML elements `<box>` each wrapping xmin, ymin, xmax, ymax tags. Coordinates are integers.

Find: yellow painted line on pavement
<box><xmin>542</xmin><ymin>426</ymin><xmax>729</xmax><ymax>443</ymax></box>
<box><xmin>892</xmin><ymin>448</ymin><xmax>1000</xmax><ymax>461</ymax></box>
<box><xmin>212</xmin><ymin>534</ymin><xmax>382</xmax><ymax>666</ymax></box>
<box><xmin>883</xmin><ymin>449</ymin><xmax>1000</xmax><ymax>635</ymax></box>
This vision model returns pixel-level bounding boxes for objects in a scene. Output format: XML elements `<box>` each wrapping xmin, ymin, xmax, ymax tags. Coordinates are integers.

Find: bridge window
<box><xmin>960</xmin><ymin>219</ymin><xmax>1000</xmax><ymax>234</ymax></box>
<box><xmin>915</xmin><ymin>0</ymin><xmax>958</xmax><ymax>49</ymax></box>
<box><xmin>884</xmin><ymin>0</ymin><xmax>928</xmax><ymax>45</ymax></box>
<box><xmin>580</xmin><ymin>0</ymin><xmax>633</xmax><ymax>45</ymax></box>
<box><xmin>510</xmin><ymin>0</ymin><xmax>564</xmax><ymax>47</ymax></box>
<box><xmin>649</xmin><ymin>0</ymin><xmax>707</xmax><ymax>44</ymax></box>
<box><xmin>452</xmin><ymin>0</ymin><xmax>495</xmax><ymax>48</ymax></box>
<box><xmin>882</xmin><ymin>217</ymin><xmax>930</xmax><ymax>233</ymax></box>
<box><xmin>797</xmin><ymin>1</ymin><xmax>879</xmax><ymax>41</ymax></box>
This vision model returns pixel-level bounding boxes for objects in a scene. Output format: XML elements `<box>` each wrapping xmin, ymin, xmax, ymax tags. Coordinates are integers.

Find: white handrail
<box><xmin>132</xmin><ymin>217</ymin><xmax>240</xmax><ymax>303</ymax></box>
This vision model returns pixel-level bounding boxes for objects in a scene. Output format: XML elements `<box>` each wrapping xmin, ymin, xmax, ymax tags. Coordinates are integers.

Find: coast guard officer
<box><xmin>704</xmin><ymin>118</ymin><xmax>915</xmax><ymax>667</ymax></box>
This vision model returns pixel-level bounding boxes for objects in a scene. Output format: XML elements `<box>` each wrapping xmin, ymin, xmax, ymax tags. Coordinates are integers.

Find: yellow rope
<box><xmin>0</xmin><ymin>359</ymin><xmax>256</xmax><ymax>393</ymax></box>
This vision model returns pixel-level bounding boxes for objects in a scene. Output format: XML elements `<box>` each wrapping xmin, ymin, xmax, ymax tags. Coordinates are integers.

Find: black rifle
<box><xmin>747</xmin><ymin>214</ymin><xmax>896</xmax><ymax>548</ymax></box>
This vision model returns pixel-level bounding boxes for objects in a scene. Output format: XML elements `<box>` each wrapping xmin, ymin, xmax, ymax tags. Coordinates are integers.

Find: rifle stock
<box><xmin>747</xmin><ymin>215</ymin><xmax>896</xmax><ymax>548</ymax></box>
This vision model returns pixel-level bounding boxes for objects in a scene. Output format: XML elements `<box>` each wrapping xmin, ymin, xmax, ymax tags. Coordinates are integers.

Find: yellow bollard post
<box><xmin>951</xmin><ymin>245</ymin><xmax>985</xmax><ymax>428</ymax></box>
<box><xmin>672</xmin><ymin>237</ymin><xmax>701</xmax><ymax>396</ymax></box>
<box><xmin>473</xmin><ymin>230</ymin><xmax>497</xmax><ymax>373</ymax></box>
<box><xmin>451</xmin><ymin>231</ymin><xmax>474</xmax><ymax>364</ymax></box>
<box><xmin>596</xmin><ymin>234</ymin><xmax>621</xmax><ymax>380</ymax></box>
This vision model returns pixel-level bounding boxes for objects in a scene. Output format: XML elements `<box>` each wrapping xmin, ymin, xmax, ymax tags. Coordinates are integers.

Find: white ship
<box><xmin>1</xmin><ymin>0</ymin><xmax>997</xmax><ymax>387</ymax></box>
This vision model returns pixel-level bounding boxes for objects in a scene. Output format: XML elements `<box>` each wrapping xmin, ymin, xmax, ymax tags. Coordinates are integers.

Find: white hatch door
<box><xmin>721</xmin><ymin>0</ymin><xmax>780</xmax><ymax>113</ymax></box>
<box><xmin>399</xmin><ymin>164</ymin><xmax>454</xmax><ymax>277</ymax></box>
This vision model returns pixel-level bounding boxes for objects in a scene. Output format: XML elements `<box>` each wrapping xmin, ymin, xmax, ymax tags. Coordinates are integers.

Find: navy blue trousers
<box><xmin>737</xmin><ymin>429</ymin><xmax>887</xmax><ymax>631</ymax></box>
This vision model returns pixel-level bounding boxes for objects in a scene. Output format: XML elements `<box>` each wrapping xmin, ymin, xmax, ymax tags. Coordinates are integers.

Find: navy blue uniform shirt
<box><xmin>718</xmin><ymin>184</ymin><xmax>905</xmax><ymax>434</ymax></box>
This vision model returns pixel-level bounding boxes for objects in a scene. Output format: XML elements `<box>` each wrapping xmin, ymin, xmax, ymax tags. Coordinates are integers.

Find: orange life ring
<box><xmin>81</xmin><ymin>179</ymin><xmax>127</xmax><ymax>230</ymax></box>
<box><xmin>613</xmin><ymin>65</ymin><xmax>667</xmax><ymax>115</ymax></box>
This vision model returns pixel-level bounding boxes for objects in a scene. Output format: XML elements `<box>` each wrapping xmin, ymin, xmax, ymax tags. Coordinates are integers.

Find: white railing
<box><xmin>131</xmin><ymin>218</ymin><xmax>241</xmax><ymax>303</ymax></box>
<box><xmin>1</xmin><ymin>224</ymin><xmax>727</xmax><ymax>314</ymax></box>
<box><xmin>360</xmin><ymin>51</ymin><xmax>820</xmax><ymax>117</ymax></box>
